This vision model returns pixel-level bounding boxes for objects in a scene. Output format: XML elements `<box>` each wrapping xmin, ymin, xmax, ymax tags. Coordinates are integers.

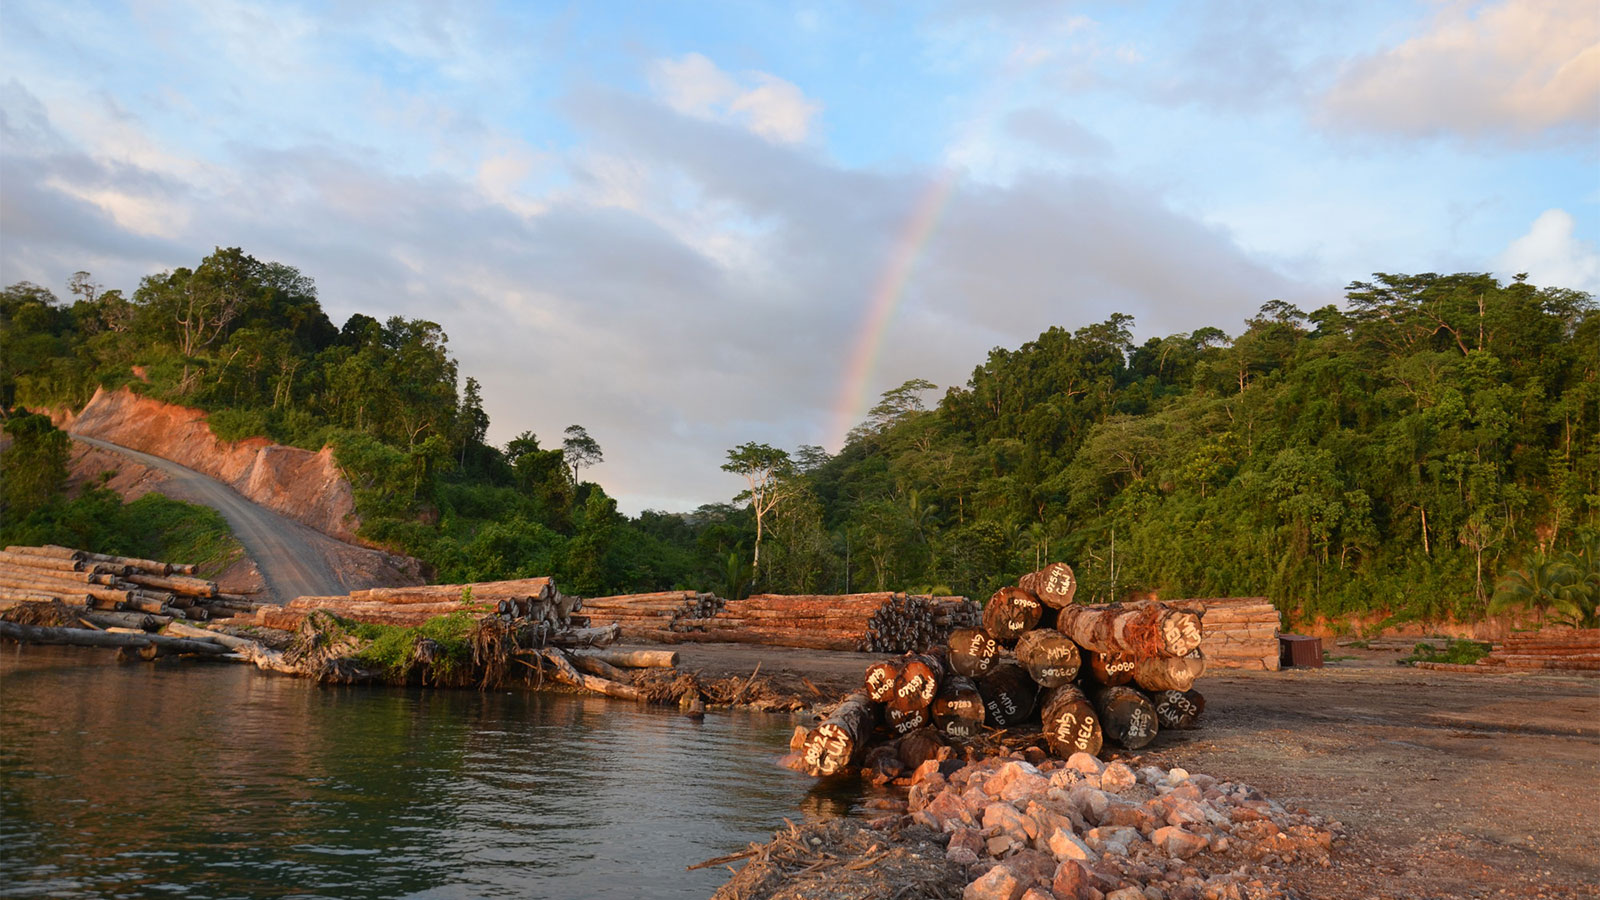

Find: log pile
<box><xmin>252</xmin><ymin>577</ymin><xmax>583</xmax><ymax>634</ymax></box>
<box><xmin>1167</xmin><ymin>597</ymin><xmax>1281</xmax><ymax>670</ymax></box>
<box><xmin>581</xmin><ymin>591</ymin><xmax>725</xmax><ymax>639</ymax></box>
<box><xmin>784</xmin><ymin>563</ymin><xmax>1216</xmax><ymax>778</ymax></box>
<box><xmin>1477</xmin><ymin>627</ymin><xmax>1600</xmax><ymax>672</ymax></box>
<box><xmin>652</xmin><ymin>592</ymin><xmax>979</xmax><ymax>654</ymax></box>
<box><xmin>0</xmin><ymin>544</ymin><xmax>264</xmax><ymax>622</ymax></box>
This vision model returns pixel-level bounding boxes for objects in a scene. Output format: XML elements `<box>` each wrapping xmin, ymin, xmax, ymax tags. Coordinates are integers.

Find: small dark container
<box><xmin>1279</xmin><ymin>634</ymin><xmax>1323</xmax><ymax>668</ymax></box>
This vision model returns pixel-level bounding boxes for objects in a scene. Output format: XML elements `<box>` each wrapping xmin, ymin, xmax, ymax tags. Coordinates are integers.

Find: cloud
<box><xmin>0</xmin><ymin>46</ymin><xmax>1303</xmax><ymax>514</ymax></box>
<box><xmin>1498</xmin><ymin>209</ymin><xmax>1600</xmax><ymax>294</ymax></box>
<box><xmin>1321</xmin><ymin>0</ymin><xmax>1600</xmax><ymax>144</ymax></box>
<box><xmin>1004</xmin><ymin>107</ymin><xmax>1112</xmax><ymax>158</ymax></box>
<box><xmin>648</xmin><ymin>53</ymin><xmax>821</xmax><ymax>143</ymax></box>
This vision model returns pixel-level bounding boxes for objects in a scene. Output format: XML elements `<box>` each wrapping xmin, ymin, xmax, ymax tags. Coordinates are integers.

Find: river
<box><xmin>0</xmin><ymin>646</ymin><xmax>864</xmax><ymax>899</ymax></box>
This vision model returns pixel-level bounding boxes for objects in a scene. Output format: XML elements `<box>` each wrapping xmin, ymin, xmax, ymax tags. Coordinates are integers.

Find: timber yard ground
<box><xmin>668</xmin><ymin>642</ymin><xmax>1600</xmax><ymax>899</ymax></box>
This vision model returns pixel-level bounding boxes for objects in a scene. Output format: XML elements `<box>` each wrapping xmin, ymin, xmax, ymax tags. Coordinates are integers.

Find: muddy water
<box><xmin>0</xmin><ymin>646</ymin><xmax>863</xmax><ymax>899</ymax></box>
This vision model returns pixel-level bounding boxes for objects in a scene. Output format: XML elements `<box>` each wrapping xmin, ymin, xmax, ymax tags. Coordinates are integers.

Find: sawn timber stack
<box><xmin>655</xmin><ymin>592</ymin><xmax>979</xmax><ymax>653</ymax></box>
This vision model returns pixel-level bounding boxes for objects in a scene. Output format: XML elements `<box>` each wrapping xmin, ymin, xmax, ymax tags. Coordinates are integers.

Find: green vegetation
<box><xmin>1488</xmin><ymin>538</ymin><xmax>1600</xmax><ymax>627</ymax></box>
<box><xmin>351</xmin><ymin>610</ymin><xmax>482</xmax><ymax>681</ymax></box>
<box><xmin>0</xmin><ymin>413</ymin><xmax>242</xmax><ymax>575</ymax></box>
<box><xmin>1402</xmin><ymin>640</ymin><xmax>1492</xmax><ymax>666</ymax></box>
<box><xmin>4</xmin><ymin>255</ymin><xmax>1595</xmax><ymax>627</ymax></box>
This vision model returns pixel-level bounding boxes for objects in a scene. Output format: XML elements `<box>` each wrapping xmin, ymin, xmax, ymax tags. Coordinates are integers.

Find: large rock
<box><xmin>1151</xmin><ymin>825</ymin><xmax>1209</xmax><ymax>859</ymax></box>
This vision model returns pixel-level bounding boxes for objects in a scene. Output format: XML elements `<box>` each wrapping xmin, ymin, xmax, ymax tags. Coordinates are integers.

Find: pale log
<box><xmin>1056</xmin><ymin>602</ymin><xmax>1203</xmax><ymax>658</ymax></box>
<box><xmin>1018</xmin><ymin>562</ymin><xmax>1078</xmax><ymax>609</ymax></box>
<box><xmin>800</xmin><ymin>692</ymin><xmax>877</xmax><ymax>776</ymax></box>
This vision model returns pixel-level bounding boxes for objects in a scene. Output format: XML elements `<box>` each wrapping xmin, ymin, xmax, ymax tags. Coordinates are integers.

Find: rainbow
<box><xmin>827</xmin><ymin>169</ymin><xmax>959</xmax><ymax>448</ymax></box>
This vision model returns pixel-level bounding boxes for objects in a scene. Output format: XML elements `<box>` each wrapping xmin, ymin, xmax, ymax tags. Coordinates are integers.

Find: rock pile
<box><xmin>889</xmin><ymin>752</ymin><xmax>1339</xmax><ymax>900</ymax></box>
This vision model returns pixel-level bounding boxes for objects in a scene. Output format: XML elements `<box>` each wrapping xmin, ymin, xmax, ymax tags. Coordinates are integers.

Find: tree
<box><xmin>563</xmin><ymin>425</ymin><xmax>603</xmax><ymax>476</ymax></box>
<box><xmin>721</xmin><ymin>442</ymin><xmax>794</xmax><ymax>576</ymax></box>
<box><xmin>0</xmin><ymin>412</ymin><xmax>71</xmax><ymax>517</ymax></box>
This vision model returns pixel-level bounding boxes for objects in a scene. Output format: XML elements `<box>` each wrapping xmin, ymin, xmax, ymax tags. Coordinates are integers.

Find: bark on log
<box><xmin>1084</xmin><ymin>649</ymin><xmax>1137</xmax><ymax>686</ymax></box>
<box><xmin>977</xmin><ymin>663</ymin><xmax>1039</xmax><ymax>727</ymax></box>
<box><xmin>1132</xmin><ymin>654</ymin><xmax>1206</xmax><ymax>692</ymax></box>
<box><xmin>1094</xmin><ymin>685</ymin><xmax>1159</xmax><ymax>749</ymax></box>
<box><xmin>896</xmin><ymin>728</ymin><xmax>947</xmax><ymax>770</ymax></box>
<box><xmin>569</xmin><ymin>653</ymin><xmax>631</xmax><ymax>682</ymax></box>
<box><xmin>122</xmin><ymin>573</ymin><xmax>218</xmax><ymax>598</ymax></box>
<box><xmin>530</xmin><ymin>648</ymin><xmax>642</xmax><ymax>700</ymax></box>
<box><xmin>0</xmin><ymin>550</ymin><xmax>86</xmax><ymax>572</ymax></box>
<box><xmin>1040</xmin><ymin>684</ymin><xmax>1103</xmax><ymax>757</ymax></box>
<box><xmin>982</xmin><ymin>587</ymin><xmax>1043</xmax><ymax>644</ymax></box>
<box><xmin>3</xmin><ymin>545</ymin><xmax>85</xmax><ymax>562</ymax></box>
<box><xmin>885</xmin><ymin>705</ymin><xmax>930</xmax><ymax>736</ymax></box>
<box><xmin>83</xmin><ymin>610</ymin><xmax>165</xmax><ymax>631</ymax></box>
<box><xmin>0</xmin><ymin>621</ymin><xmax>228</xmax><ymax>656</ymax></box>
<box><xmin>1153</xmin><ymin>689</ymin><xmax>1206</xmax><ymax>730</ymax></box>
<box><xmin>1017</xmin><ymin>562</ymin><xmax>1078</xmax><ymax>609</ymax></box>
<box><xmin>801</xmin><ymin>692</ymin><xmax>877</xmax><ymax>776</ymax></box>
<box><xmin>931</xmin><ymin>674</ymin><xmax>984</xmax><ymax>739</ymax></box>
<box><xmin>946</xmin><ymin>627</ymin><xmax>1001</xmax><ymax>678</ymax></box>
<box><xmin>1056</xmin><ymin>602</ymin><xmax>1203</xmax><ymax>658</ymax></box>
<box><xmin>864</xmin><ymin>658</ymin><xmax>902</xmax><ymax>703</ymax></box>
<box><xmin>889</xmin><ymin>652</ymin><xmax>945</xmax><ymax>713</ymax></box>
<box><xmin>162</xmin><ymin>620</ymin><xmax>260</xmax><ymax>652</ymax></box>
<box><xmin>1</xmin><ymin>589</ymin><xmax>90</xmax><ymax>606</ymax></box>
<box><xmin>1014</xmin><ymin>629</ymin><xmax>1082</xmax><ymax>687</ymax></box>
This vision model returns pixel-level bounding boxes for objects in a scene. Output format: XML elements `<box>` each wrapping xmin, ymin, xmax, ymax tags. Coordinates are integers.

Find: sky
<box><xmin>1</xmin><ymin>0</ymin><xmax>1596</xmax><ymax>515</ymax></box>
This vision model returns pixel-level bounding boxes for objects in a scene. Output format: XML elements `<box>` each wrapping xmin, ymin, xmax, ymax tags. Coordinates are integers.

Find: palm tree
<box><xmin>1489</xmin><ymin>541</ymin><xmax>1599</xmax><ymax>628</ymax></box>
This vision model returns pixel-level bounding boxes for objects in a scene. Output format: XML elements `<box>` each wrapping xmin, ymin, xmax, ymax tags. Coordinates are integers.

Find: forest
<box><xmin>2</xmin><ymin>248</ymin><xmax>1596</xmax><ymax>626</ymax></box>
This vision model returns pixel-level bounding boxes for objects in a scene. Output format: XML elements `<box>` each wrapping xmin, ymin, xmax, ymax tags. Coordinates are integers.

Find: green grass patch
<box><xmin>1401</xmin><ymin>639</ymin><xmax>1491</xmax><ymax>666</ymax></box>
<box><xmin>0</xmin><ymin>487</ymin><xmax>243</xmax><ymax>577</ymax></box>
<box><xmin>351</xmin><ymin>609</ymin><xmax>491</xmax><ymax>680</ymax></box>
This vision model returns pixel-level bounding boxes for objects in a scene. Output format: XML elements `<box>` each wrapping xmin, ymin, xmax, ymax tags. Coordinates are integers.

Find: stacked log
<box><xmin>655</xmin><ymin>592</ymin><xmax>979</xmax><ymax>654</ymax></box>
<box><xmin>0</xmin><ymin>544</ymin><xmax>263</xmax><ymax>621</ymax></box>
<box><xmin>787</xmin><ymin>562</ymin><xmax>1222</xmax><ymax>778</ymax></box>
<box><xmin>581</xmin><ymin>591</ymin><xmax>724</xmax><ymax>639</ymax></box>
<box><xmin>1167</xmin><ymin>597</ymin><xmax>1281</xmax><ymax>670</ymax></box>
<box><xmin>1477</xmin><ymin>627</ymin><xmax>1600</xmax><ymax>672</ymax></box>
<box><xmin>256</xmin><ymin>577</ymin><xmax>599</xmax><ymax>643</ymax></box>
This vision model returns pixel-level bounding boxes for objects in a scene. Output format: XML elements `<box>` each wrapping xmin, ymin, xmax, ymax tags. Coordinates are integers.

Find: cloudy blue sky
<box><xmin>2</xmin><ymin>0</ymin><xmax>1596</xmax><ymax>513</ymax></box>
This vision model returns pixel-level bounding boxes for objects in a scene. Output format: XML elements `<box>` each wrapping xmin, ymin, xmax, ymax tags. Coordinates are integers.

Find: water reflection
<box><xmin>0</xmin><ymin>646</ymin><xmax>865</xmax><ymax>899</ymax></box>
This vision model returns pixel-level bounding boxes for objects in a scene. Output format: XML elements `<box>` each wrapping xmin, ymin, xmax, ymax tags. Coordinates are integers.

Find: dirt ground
<box><xmin>655</xmin><ymin>641</ymin><xmax>1600</xmax><ymax>899</ymax></box>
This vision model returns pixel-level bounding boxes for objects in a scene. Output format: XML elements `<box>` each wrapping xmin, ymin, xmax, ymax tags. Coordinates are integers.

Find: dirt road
<box><xmin>73</xmin><ymin>435</ymin><xmax>349</xmax><ymax>602</ymax></box>
<box><xmin>665</xmin><ymin>642</ymin><xmax>1600</xmax><ymax>898</ymax></box>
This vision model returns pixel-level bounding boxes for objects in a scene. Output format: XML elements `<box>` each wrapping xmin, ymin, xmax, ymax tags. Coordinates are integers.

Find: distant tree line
<box><xmin>4</xmin><ymin>256</ymin><xmax>1595</xmax><ymax>623</ymax></box>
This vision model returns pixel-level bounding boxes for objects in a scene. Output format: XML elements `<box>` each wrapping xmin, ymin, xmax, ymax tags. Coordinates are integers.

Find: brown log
<box><xmin>529</xmin><ymin>648</ymin><xmax>642</xmax><ymax>700</ymax></box>
<box><xmin>80</xmin><ymin>550</ymin><xmax>171</xmax><ymax>575</ymax></box>
<box><xmin>122</xmin><ymin>573</ymin><xmax>218</xmax><ymax>598</ymax></box>
<box><xmin>977</xmin><ymin>663</ymin><xmax>1038</xmax><ymax>727</ymax></box>
<box><xmin>1018</xmin><ymin>562</ymin><xmax>1078</xmax><ymax>609</ymax></box>
<box><xmin>83</xmin><ymin>610</ymin><xmax>165</xmax><ymax>631</ymax></box>
<box><xmin>1133</xmin><ymin>653</ymin><xmax>1205</xmax><ymax>692</ymax></box>
<box><xmin>350</xmin><ymin>577</ymin><xmax>556</xmax><ymax>604</ymax></box>
<box><xmin>889</xmin><ymin>652</ymin><xmax>945</xmax><ymax>713</ymax></box>
<box><xmin>569</xmin><ymin>653</ymin><xmax>630</xmax><ymax>682</ymax></box>
<box><xmin>896</xmin><ymin>728</ymin><xmax>948</xmax><ymax>770</ymax></box>
<box><xmin>0</xmin><ymin>576</ymin><xmax>132</xmax><ymax>606</ymax></box>
<box><xmin>1040</xmin><ymin>684</ymin><xmax>1103</xmax><ymax>757</ymax></box>
<box><xmin>1014</xmin><ymin>629</ymin><xmax>1083</xmax><ymax>687</ymax></box>
<box><xmin>864</xmin><ymin>658</ymin><xmax>902</xmax><ymax>703</ymax></box>
<box><xmin>1057</xmin><ymin>602</ymin><xmax>1203</xmax><ymax>658</ymax></box>
<box><xmin>1094</xmin><ymin>685</ymin><xmax>1159</xmax><ymax>749</ymax></box>
<box><xmin>931</xmin><ymin>674</ymin><xmax>985</xmax><ymax>738</ymax></box>
<box><xmin>0</xmin><ymin>550</ymin><xmax>87</xmax><ymax>573</ymax></box>
<box><xmin>982</xmin><ymin>587</ymin><xmax>1043</xmax><ymax>644</ymax></box>
<box><xmin>801</xmin><ymin>692</ymin><xmax>877</xmax><ymax>776</ymax></box>
<box><xmin>1153</xmin><ymin>689</ymin><xmax>1206</xmax><ymax>730</ymax></box>
<box><xmin>1084</xmin><ymin>649</ymin><xmax>1137</xmax><ymax>686</ymax></box>
<box><xmin>946</xmin><ymin>627</ymin><xmax>1001</xmax><ymax>678</ymax></box>
<box><xmin>4</xmin><ymin>545</ymin><xmax>85</xmax><ymax>562</ymax></box>
<box><xmin>0</xmin><ymin>620</ymin><xmax>228</xmax><ymax>656</ymax></box>
<box><xmin>1</xmin><ymin>589</ymin><xmax>90</xmax><ymax>605</ymax></box>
